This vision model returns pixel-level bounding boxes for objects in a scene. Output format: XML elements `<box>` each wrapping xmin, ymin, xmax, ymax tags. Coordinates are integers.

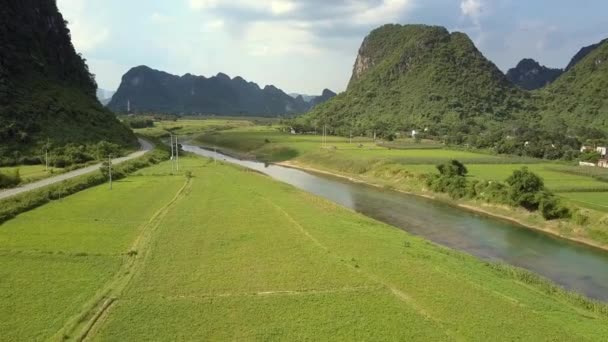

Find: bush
<box><xmin>506</xmin><ymin>167</ymin><xmax>545</xmax><ymax>211</ymax></box>
<box><xmin>536</xmin><ymin>191</ymin><xmax>571</xmax><ymax>220</ymax></box>
<box><xmin>573</xmin><ymin>210</ymin><xmax>590</xmax><ymax>226</ymax></box>
<box><xmin>0</xmin><ymin>169</ymin><xmax>21</xmax><ymax>189</ymax></box>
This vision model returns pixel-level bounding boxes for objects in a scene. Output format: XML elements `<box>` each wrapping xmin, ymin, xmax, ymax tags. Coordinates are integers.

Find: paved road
<box><xmin>0</xmin><ymin>138</ymin><xmax>154</xmax><ymax>200</ymax></box>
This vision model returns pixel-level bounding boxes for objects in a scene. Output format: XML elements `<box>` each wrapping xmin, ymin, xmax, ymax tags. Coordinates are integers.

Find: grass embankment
<box><xmin>2</xmin><ymin>155</ymin><xmax>608</xmax><ymax>340</ymax></box>
<box><xmin>194</xmin><ymin>126</ymin><xmax>608</xmax><ymax>248</ymax></box>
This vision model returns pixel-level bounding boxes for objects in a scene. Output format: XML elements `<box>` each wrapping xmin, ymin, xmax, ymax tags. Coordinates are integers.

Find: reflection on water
<box><xmin>183</xmin><ymin>145</ymin><xmax>608</xmax><ymax>301</ymax></box>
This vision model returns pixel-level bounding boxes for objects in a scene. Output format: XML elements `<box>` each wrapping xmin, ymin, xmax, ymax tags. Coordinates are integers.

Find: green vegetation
<box><xmin>4</xmin><ymin>155</ymin><xmax>606</xmax><ymax>340</ymax></box>
<box><xmin>0</xmin><ymin>144</ymin><xmax>168</xmax><ymax>224</ymax></box>
<box><xmin>0</xmin><ymin>163</ymin><xmax>186</xmax><ymax>341</ymax></box>
<box><xmin>0</xmin><ymin>1</ymin><xmax>137</xmax><ymax>161</ymax></box>
<box><xmin>0</xmin><ymin>168</ymin><xmax>20</xmax><ymax>189</ymax></box>
<box><xmin>189</xmin><ymin>122</ymin><xmax>608</xmax><ymax>247</ymax></box>
<box><xmin>295</xmin><ymin>24</ymin><xmax>608</xmax><ymax>161</ymax></box>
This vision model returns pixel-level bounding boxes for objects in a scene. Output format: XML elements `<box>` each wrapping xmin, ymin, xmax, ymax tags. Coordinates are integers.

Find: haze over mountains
<box><xmin>108</xmin><ymin>66</ymin><xmax>335</xmax><ymax>116</ymax></box>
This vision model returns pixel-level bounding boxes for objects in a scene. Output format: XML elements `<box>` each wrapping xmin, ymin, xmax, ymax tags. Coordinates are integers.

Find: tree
<box><xmin>437</xmin><ymin>160</ymin><xmax>468</xmax><ymax>177</ymax></box>
<box><xmin>506</xmin><ymin>167</ymin><xmax>545</xmax><ymax>210</ymax></box>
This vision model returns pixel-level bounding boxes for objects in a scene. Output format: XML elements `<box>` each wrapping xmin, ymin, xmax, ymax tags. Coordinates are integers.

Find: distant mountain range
<box><xmin>108</xmin><ymin>67</ymin><xmax>335</xmax><ymax>116</ymax></box>
<box><xmin>506</xmin><ymin>39</ymin><xmax>608</xmax><ymax>90</ymax></box>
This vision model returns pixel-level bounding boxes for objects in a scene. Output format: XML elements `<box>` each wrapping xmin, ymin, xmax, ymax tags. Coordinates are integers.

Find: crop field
<box><xmin>559</xmin><ymin>192</ymin><xmax>608</xmax><ymax>212</ymax></box>
<box><xmin>0</xmin><ymin>164</ymin><xmax>186</xmax><ymax>341</ymax></box>
<box><xmin>3</xmin><ymin>155</ymin><xmax>608</xmax><ymax>340</ymax></box>
<box><xmin>191</xmin><ymin>123</ymin><xmax>608</xmax><ymax>212</ymax></box>
<box><xmin>134</xmin><ymin>119</ymin><xmax>255</xmax><ymax>138</ymax></box>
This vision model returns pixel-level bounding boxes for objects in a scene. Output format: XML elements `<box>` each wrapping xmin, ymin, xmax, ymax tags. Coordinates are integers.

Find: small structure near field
<box><xmin>599</xmin><ymin>159</ymin><xmax>608</xmax><ymax>168</ymax></box>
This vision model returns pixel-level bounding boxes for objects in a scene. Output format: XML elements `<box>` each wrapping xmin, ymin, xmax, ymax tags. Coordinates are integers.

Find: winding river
<box><xmin>184</xmin><ymin>144</ymin><xmax>608</xmax><ymax>301</ymax></box>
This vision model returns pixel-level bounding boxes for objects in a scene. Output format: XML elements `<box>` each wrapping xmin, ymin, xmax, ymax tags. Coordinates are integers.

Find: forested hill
<box><xmin>302</xmin><ymin>24</ymin><xmax>529</xmax><ymax>135</ymax></box>
<box><xmin>539</xmin><ymin>39</ymin><xmax>608</xmax><ymax>128</ymax></box>
<box><xmin>0</xmin><ymin>0</ymin><xmax>136</xmax><ymax>159</ymax></box>
<box><xmin>108</xmin><ymin>66</ymin><xmax>335</xmax><ymax>116</ymax></box>
<box><xmin>297</xmin><ymin>24</ymin><xmax>608</xmax><ymax>160</ymax></box>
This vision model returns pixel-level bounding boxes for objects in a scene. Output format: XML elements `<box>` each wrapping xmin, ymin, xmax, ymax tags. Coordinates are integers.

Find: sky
<box><xmin>56</xmin><ymin>0</ymin><xmax>608</xmax><ymax>95</ymax></box>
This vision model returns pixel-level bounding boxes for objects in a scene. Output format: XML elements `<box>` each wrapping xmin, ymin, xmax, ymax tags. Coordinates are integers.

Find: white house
<box><xmin>597</xmin><ymin>146</ymin><xmax>607</xmax><ymax>157</ymax></box>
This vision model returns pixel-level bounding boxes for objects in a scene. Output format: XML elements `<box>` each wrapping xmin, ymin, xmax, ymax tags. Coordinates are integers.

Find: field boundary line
<box><xmin>52</xmin><ymin>177</ymin><xmax>192</xmax><ymax>342</ymax></box>
<box><xmin>166</xmin><ymin>286</ymin><xmax>385</xmax><ymax>300</ymax></box>
<box><xmin>260</xmin><ymin>195</ymin><xmax>455</xmax><ymax>339</ymax></box>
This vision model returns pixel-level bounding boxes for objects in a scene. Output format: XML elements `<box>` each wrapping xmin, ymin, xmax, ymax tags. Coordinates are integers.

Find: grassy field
<box><xmin>3</xmin><ymin>155</ymin><xmax>608</xmax><ymax>340</ymax></box>
<box><xmin>0</xmin><ymin>165</ymin><xmax>186</xmax><ymax>341</ymax></box>
<box><xmin>0</xmin><ymin>164</ymin><xmax>63</xmax><ymax>184</ymax></box>
<box><xmin>133</xmin><ymin>119</ymin><xmax>256</xmax><ymax>138</ymax></box>
<box><xmin>194</xmin><ymin>125</ymin><xmax>608</xmax><ymax>201</ymax></box>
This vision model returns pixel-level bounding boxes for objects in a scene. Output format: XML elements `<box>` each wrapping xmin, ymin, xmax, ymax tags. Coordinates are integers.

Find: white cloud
<box><xmin>150</xmin><ymin>12</ymin><xmax>173</xmax><ymax>23</ymax></box>
<box><xmin>189</xmin><ymin>0</ymin><xmax>297</xmax><ymax>16</ymax></box>
<box><xmin>57</xmin><ymin>0</ymin><xmax>110</xmax><ymax>52</ymax></box>
<box><xmin>202</xmin><ymin>19</ymin><xmax>225</xmax><ymax>32</ymax></box>
<box><xmin>460</xmin><ymin>0</ymin><xmax>486</xmax><ymax>26</ymax></box>
<box><xmin>270</xmin><ymin>1</ymin><xmax>297</xmax><ymax>15</ymax></box>
<box><xmin>354</xmin><ymin>0</ymin><xmax>414</xmax><ymax>25</ymax></box>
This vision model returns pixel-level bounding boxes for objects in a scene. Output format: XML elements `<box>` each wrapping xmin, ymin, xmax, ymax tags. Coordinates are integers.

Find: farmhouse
<box><xmin>599</xmin><ymin>159</ymin><xmax>608</xmax><ymax>168</ymax></box>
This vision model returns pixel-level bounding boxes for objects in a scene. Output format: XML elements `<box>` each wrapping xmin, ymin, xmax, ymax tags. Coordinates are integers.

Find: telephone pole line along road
<box><xmin>0</xmin><ymin>138</ymin><xmax>154</xmax><ymax>200</ymax></box>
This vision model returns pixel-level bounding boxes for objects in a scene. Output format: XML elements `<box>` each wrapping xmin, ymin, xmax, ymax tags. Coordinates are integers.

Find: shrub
<box><xmin>0</xmin><ymin>169</ymin><xmax>21</xmax><ymax>189</ymax></box>
<box><xmin>506</xmin><ymin>167</ymin><xmax>545</xmax><ymax>210</ymax></box>
<box><xmin>536</xmin><ymin>191</ymin><xmax>571</xmax><ymax>220</ymax></box>
<box><xmin>573</xmin><ymin>210</ymin><xmax>590</xmax><ymax>226</ymax></box>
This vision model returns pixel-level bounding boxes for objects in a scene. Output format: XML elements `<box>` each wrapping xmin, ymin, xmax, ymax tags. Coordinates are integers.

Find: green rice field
<box><xmin>3</xmin><ymin>156</ymin><xmax>608</xmax><ymax>340</ymax></box>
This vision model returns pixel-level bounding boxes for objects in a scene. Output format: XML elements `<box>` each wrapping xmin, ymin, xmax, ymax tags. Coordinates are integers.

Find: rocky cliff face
<box><xmin>0</xmin><ymin>0</ymin><xmax>135</xmax><ymax>156</ymax></box>
<box><xmin>109</xmin><ymin>66</ymin><xmax>330</xmax><ymax>115</ymax></box>
<box><xmin>506</xmin><ymin>59</ymin><xmax>563</xmax><ymax>90</ymax></box>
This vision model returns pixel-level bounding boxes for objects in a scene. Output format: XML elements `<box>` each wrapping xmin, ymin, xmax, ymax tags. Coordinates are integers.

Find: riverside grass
<box><xmin>3</xmin><ymin>156</ymin><xmax>608</xmax><ymax>340</ymax></box>
<box><xmin>192</xmin><ymin>123</ymin><xmax>608</xmax><ymax>247</ymax></box>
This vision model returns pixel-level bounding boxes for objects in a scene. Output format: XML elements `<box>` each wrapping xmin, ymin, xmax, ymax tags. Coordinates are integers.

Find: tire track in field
<box><xmin>258</xmin><ymin>195</ymin><xmax>457</xmax><ymax>340</ymax></box>
<box><xmin>52</xmin><ymin>177</ymin><xmax>192</xmax><ymax>342</ymax></box>
<box><xmin>167</xmin><ymin>285</ymin><xmax>385</xmax><ymax>300</ymax></box>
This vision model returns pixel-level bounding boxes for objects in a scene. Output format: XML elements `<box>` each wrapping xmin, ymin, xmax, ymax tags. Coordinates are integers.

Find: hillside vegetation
<box><xmin>0</xmin><ymin>1</ymin><xmax>136</xmax><ymax>160</ymax></box>
<box><xmin>298</xmin><ymin>24</ymin><xmax>608</xmax><ymax>160</ymax></box>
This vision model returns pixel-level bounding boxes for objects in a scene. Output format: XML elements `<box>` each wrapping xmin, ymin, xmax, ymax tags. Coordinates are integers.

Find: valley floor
<box><xmin>2</xmin><ymin>156</ymin><xmax>608</xmax><ymax>340</ymax></box>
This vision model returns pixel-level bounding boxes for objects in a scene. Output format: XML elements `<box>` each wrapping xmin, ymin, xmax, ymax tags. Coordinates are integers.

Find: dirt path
<box><xmin>51</xmin><ymin>177</ymin><xmax>191</xmax><ymax>342</ymax></box>
<box><xmin>0</xmin><ymin>138</ymin><xmax>153</xmax><ymax>201</ymax></box>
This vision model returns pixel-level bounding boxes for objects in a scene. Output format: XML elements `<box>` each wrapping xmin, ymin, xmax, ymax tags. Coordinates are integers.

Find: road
<box><xmin>0</xmin><ymin>138</ymin><xmax>154</xmax><ymax>200</ymax></box>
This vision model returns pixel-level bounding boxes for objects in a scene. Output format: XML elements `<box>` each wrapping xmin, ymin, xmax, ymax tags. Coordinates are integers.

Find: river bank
<box><xmin>277</xmin><ymin>160</ymin><xmax>608</xmax><ymax>254</ymax></box>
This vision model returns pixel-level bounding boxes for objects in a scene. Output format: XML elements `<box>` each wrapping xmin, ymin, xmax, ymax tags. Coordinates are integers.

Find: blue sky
<box><xmin>57</xmin><ymin>0</ymin><xmax>608</xmax><ymax>95</ymax></box>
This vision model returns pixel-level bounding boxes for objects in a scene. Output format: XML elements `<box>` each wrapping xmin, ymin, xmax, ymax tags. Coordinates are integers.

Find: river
<box><xmin>183</xmin><ymin>144</ymin><xmax>608</xmax><ymax>301</ymax></box>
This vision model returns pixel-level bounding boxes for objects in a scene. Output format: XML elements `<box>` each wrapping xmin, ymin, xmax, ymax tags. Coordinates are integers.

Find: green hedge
<box><xmin>0</xmin><ymin>145</ymin><xmax>168</xmax><ymax>224</ymax></box>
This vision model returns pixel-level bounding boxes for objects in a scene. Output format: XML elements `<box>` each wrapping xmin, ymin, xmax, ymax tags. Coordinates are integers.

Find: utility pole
<box><xmin>170</xmin><ymin>134</ymin><xmax>175</xmax><ymax>173</ymax></box>
<box><xmin>175</xmin><ymin>135</ymin><xmax>180</xmax><ymax>172</ymax></box>
<box><xmin>45</xmin><ymin>138</ymin><xmax>49</xmax><ymax>172</ymax></box>
<box><xmin>108</xmin><ymin>155</ymin><xmax>113</xmax><ymax>190</ymax></box>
